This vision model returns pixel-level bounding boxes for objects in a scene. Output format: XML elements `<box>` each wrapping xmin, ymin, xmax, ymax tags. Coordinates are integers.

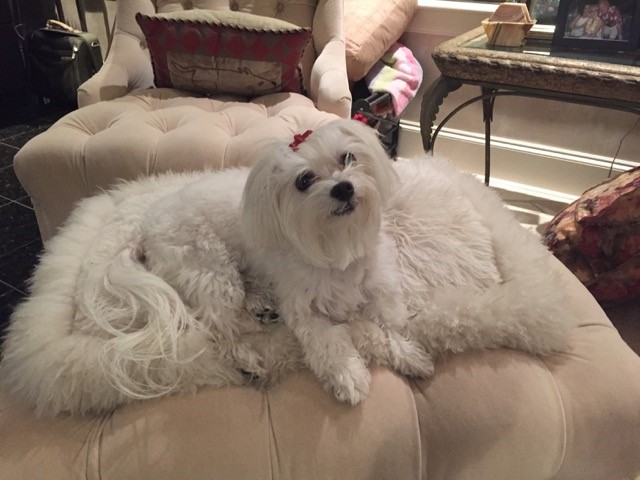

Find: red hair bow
<box><xmin>289</xmin><ymin>130</ymin><xmax>313</xmax><ymax>151</ymax></box>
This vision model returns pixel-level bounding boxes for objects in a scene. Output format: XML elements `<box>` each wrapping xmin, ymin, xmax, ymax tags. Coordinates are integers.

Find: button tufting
<box><xmin>275</xmin><ymin>2</ymin><xmax>285</xmax><ymax>14</ymax></box>
<box><xmin>229</xmin><ymin>1</ymin><xmax>239</xmax><ymax>11</ymax></box>
<box><xmin>183</xmin><ymin>0</ymin><xmax>193</xmax><ymax>9</ymax></box>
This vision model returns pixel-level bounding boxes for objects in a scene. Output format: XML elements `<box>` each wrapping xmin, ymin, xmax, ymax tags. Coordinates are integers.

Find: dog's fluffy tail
<box><xmin>78</xmin><ymin>242</ymin><xmax>231</xmax><ymax>401</ymax></box>
<box><xmin>1</xmin><ymin>193</ymin><xmax>239</xmax><ymax>417</ymax></box>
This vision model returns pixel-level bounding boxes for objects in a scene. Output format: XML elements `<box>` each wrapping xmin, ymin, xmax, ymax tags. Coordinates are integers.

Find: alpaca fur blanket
<box><xmin>0</xmin><ymin>156</ymin><xmax>576</xmax><ymax>417</ymax></box>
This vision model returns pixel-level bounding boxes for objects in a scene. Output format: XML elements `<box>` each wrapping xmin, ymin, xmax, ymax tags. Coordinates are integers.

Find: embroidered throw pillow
<box><xmin>543</xmin><ymin>165</ymin><xmax>640</xmax><ymax>304</ymax></box>
<box><xmin>136</xmin><ymin>10</ymin><xmax>312</xmax><ymax>96</ymax></box>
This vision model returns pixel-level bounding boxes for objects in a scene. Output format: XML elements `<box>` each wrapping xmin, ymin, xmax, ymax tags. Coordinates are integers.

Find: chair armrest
<box><xmin>307</xmin><ymin>0</ymin><xmax>351</xmax><ymax>118</ymax></box>
<box><xmin>77</xmin><ymin>32</ymin><xmax>154</xmax><ymax>107</ymax></box>
<box><xmin>77</xmin><ymin>0</ymin><xmax>156</xmax><ymax>106</ymax></box>
<box><xmin>309</xmin><ymin>38</ymin><xmax>352</xmax><ymax>118</ymax></box>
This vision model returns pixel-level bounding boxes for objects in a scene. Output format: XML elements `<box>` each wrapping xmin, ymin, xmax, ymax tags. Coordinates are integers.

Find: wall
<box><xmin>60</xmin><ymin>0</ymin><xmax>115</xmax><ymax>59</ymax></box>
<box><xmin>397</xmin><ymin>0</ymin><xmax>640</xmax><ymax>201</ymax></box>
<box><xmin>0</xmin><ymin>0</ymin><xmax>25</xmax><ymax>96</ymax></box>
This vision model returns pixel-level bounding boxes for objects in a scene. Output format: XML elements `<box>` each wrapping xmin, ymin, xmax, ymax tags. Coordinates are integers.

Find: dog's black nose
<box><xmin>330</xmin><ymin>181</ymin><xmax>354</xmax><ymax>202</ymax></box>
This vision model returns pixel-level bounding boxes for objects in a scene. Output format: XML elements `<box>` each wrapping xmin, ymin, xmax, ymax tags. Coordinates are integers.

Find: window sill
<box><xmin>417</xmin><ymin>0</ymin><xmax>498</xmax><ymax>14</ymax></box>
<box><xmin>409</xmin><ymin>0</ymin><xmax>498</xmax><ymax>36</ymax></box>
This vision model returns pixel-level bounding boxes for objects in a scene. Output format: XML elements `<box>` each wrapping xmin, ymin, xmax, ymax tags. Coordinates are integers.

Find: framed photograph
<box><xmin>525</xmin><ymin>0</ymin><xmax>560</xmax><ymax>46</ymax></box>
<box><xmin>527</xmin><ymin>0</ymin><xmax>562</xmax><ymax>25</ymax></box>
<box><xmin>552</xmin><ymin>0</ymin><xmax>640</xmax><ymax>51</ymax></box>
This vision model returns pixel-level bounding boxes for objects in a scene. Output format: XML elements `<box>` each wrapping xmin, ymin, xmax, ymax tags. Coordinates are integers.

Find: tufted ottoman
<box><xmin>1</xmin><ymin>255</ymin><xmax>640</xmax><ymax>479</ymax></box>
<box><xmin>14</xmin><ymin>89</ymin><xmax>339</xmax><ymax>240</ymax></box>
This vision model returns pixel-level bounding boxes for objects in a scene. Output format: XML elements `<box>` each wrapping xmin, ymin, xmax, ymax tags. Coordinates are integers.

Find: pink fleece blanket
<box><xmin>365</xmin><ymin>43</ymin><xmax>423</xmax><ymax>116</ymax></box>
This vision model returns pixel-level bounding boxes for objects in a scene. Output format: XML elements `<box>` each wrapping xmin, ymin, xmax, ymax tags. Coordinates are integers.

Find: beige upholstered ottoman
<box><xmin>1</xmin><ymin>254</ymin><xmax>639</xmax><ymax>479</ymax></box>
<box><xmin>14</xmin><ymin>89</ymin><xmax>340</xmax><ymax>241</ymax></box>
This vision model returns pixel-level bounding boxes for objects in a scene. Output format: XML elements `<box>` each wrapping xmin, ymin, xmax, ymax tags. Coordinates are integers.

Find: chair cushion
<box><xmin>136</xmin><ymin>10</ymin><xmax>312</xmax><ymax>96</ymax></box>
<box><xmin>344</xmin><ymin>0</ymin><xmax>417</xmax><ymax>81</ymax></box>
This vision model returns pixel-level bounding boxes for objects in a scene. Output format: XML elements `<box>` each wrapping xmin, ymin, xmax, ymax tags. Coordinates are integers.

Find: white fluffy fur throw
<box><xmin>1</xmin><ymin>120</ymin><xmax>576</xmax><ymax>417</ymax></box>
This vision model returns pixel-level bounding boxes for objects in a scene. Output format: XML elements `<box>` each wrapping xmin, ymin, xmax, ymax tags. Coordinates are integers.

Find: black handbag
<box><xmin>25</xmin><ymin>20</ymin><xmax>103</xmax><ymax>105</ymax></box>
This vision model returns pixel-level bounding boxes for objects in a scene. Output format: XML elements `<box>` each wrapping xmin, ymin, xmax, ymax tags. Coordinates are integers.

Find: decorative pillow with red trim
<box><xmin>543</xmin><ymin>165</ymin><xmax>640</xmax><ymax>305</ymax></box>
<box><xmin>136</xmin><ymin>10</ymin><xmax>312</xmax><ymax>97</ymax></box>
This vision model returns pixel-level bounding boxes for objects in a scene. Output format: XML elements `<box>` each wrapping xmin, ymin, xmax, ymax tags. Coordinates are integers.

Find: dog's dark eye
<box><xmin>340</xmin><ymin>152</ymin><xmax>356</xmax><ymax>167</ymax></box>
<box><xmin>295</xmin><ymin>171</ymin><xmax>317</xmax><ymax>192</ymax></box>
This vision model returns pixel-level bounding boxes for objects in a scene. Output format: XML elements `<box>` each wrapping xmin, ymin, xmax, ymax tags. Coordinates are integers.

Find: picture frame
<box><xmin>527</xmin><ymin>0</ymin><xmax>562</xmax><ymax>25</ymax></box>
<box><xmin>552</xmin><ymin>0</ymin><xmax>640</xmax><ymax>51</ymax></box>
<box><xmin>524</xmin><ymin>0</ymin><xmax>560</xmax><ymax>45</ymax></box>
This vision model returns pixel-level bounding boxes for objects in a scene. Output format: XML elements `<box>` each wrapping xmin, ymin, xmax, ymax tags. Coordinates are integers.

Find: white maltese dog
<box><xmin>2</xmin><ymin>119</ymin><xmax>575</xmax><ymax>416</ymax></box>
<box><xmin>134</xmin><ymin>120</ymin><xmax>435</xmax><ymax>405</ymax></box>
<box><xmin>239</xmin><ymin>120</ymin><xmax>574</xmax><ymax>404</ymax></box>
<box><xmin>240</xmin><ymin>122</ymin><xmax>436</xmax><ymax>403</ymax></box>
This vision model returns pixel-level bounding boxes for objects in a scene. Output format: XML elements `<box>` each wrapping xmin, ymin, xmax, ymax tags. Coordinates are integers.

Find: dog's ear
<box><xmin>241</xmin><ymin>154</ymin><xmax>288</xmax><ymax>249</ymax></box>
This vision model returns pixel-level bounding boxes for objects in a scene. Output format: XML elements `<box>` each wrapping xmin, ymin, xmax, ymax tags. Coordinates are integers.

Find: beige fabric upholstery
<box><xmin>344</xmin><ymin>0</ymin><xmax>417</xmax><ymax>81</ymax></box>
<box><xmin>1</xmin><ymin>256</ymin><xmax>639</xmax><ymax>479</ymax></box>
<box><xmin>16</xmin><ymin>90</ymin><xmax>337</xmax><ymax>241</ymax></box>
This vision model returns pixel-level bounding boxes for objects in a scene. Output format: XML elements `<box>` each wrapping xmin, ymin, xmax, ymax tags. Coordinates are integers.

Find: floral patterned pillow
<box><xmin>543</xmin><ymin>166</ymin><xmax>640</xmax><ymax>304</ymax></box>
<box><xmin>136</xmin><ymin>10</ymin><xmax>312</xmax><ymax>96</ymax></box>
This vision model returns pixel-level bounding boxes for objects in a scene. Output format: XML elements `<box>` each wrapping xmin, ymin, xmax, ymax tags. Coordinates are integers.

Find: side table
<box><xmin>421</xmin><ymin>27</ymin><xmax>640</xmax><ymax>185</ymax></box>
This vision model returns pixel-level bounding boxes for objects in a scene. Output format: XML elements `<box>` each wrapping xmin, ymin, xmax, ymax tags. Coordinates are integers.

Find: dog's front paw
<box><xmin>324</xmin><ymin>357</ymin><xmax>371</xmax><ymax>405</ymax></box>
<box><xmin>240</xmin><ymin>368</ymin><xmax>264</xmax><ymax>383</ymax></box>
<box><xmin>234</xmin><ymin>343</ymin><xmax>268</xmax><ymax>385</ymax></box>
<box><xmin>253</xmin><ymin>307</ymin><xmax>282</xmax><ymax>325</ymax></box>
<box><xmin>392</xmin><ymin>346</ymin><xmax>435</xmax><ymax>379</ymax></box>
<box><xmin>387</xmin><ymin>333</ymin><xmax>435</xmax><ymax>378</ymax></box>
<box><xmin>244</xmin><ymin>289</ymin><xmax>282</xmax><ymax>325</ymax></box>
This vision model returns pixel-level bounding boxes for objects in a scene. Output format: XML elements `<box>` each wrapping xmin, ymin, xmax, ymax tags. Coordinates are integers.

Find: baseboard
<box><xmin>398</xmin><ymin>120</ymin><xmax>636</xmax><ymax>201</ymax></box>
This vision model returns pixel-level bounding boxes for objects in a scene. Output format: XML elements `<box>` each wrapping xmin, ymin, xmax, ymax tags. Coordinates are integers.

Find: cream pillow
<box><xmin>344</xmin><ymin>0</ymin><xmax>418</xmax><ymax>81</ymax></box>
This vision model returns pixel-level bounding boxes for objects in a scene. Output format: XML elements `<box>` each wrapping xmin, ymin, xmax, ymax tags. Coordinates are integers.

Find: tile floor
<box><xmin>0</xmin><ymin>101</ymin><xmax>73</xmax><ymax>336</ymax></box>
<box><xmin>0</xmin><ymin>106</ymin><xmax>637</xmax><ymax>355</ymax></box>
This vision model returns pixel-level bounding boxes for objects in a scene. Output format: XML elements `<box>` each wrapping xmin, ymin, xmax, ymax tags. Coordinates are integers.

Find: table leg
<box><xmin>480</xmin><ymin>87</ymin><xmax>497</xmax><ymax>186</ymax></box>
<box><xmin>420</xmin><ymin>75</ymin><xmax>462</xmax><ymax>152</ymax></box>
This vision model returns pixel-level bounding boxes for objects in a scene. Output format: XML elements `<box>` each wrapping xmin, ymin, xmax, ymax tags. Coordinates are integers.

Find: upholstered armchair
<box><xmin>3</xmin><ymin>1</ymin><xmax>640</xmax><ymax>478</ymax></box>
<box><xmin>15</xmin><ymin>0</ymin><xmax>351</xmax><ymax>241</ymax></box>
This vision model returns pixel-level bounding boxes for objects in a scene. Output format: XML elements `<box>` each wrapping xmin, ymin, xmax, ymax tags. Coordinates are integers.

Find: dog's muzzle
<box><xmin>331</xmin><ymin>181</ymin><xmax>357</xmax><ymax>216</ymax></box>
<box><xmin>332</xmin><ymin>200</ymin><xmax>357</xmax><ymax>216</ymax></box>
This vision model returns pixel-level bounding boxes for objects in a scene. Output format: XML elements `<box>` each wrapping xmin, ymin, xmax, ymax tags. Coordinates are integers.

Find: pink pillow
<box><xmin>136</xmin><ymin>10</ymin><xmax>312</xmax><ymax>96</ymax></box>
